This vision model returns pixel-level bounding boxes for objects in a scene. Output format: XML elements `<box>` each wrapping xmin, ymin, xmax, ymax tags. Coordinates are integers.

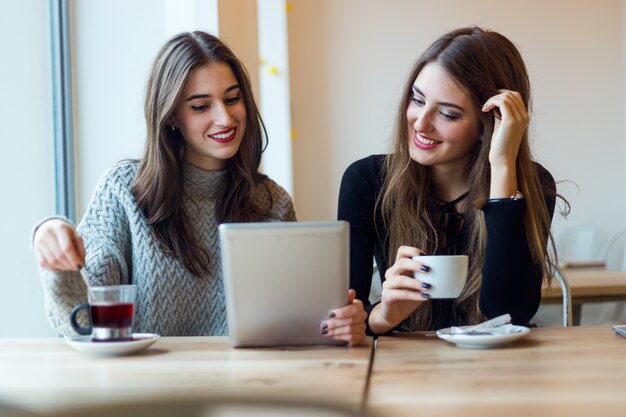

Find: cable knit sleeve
<box><xmin>257</xmin><ymin>177</ymin><xmax>297</xmax><ymax>221</ymax></box>
<box><xmin>39</xmin><ymin>162</ymin><xmax>136</xmax><ymax>336</ymax></box>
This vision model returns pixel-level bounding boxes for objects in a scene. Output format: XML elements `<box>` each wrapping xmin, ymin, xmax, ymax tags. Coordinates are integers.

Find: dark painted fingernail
<box><xmin>320</xmin><ymin>328</ymin><xmax>328</xmax><ymax>335</ymax></box>
<box><xmin>77</xmin><ymin>265</ymin><xmax>83</xmax><ymax>270</ymax></box>
<box><xmin>320</xmin><ymin>322</ymin><xmax>328</xmax><ymax>330</ymax></box>
<box><xmin>329</xmin><ymin>312</ymin><xmax>336</xmax><ymax>318</ymax></box>
<box><xmin>420</xmin><ymin>265</ymin><xmax>430</xmax><ymax>272</ymax></box>
<box><xmin>421</xmin><ymin>282</ymin><xmax>431</xmax><ymax>289</ymax></box>
<box><xmin>421</xmin><ymin>293</ymin><xmax>430</xmax><ymax>299</ymax></box>
<box><xmin>419</xmin><ymin>252</ymin><xmax>426</xmax><ymax>256</ymax></box>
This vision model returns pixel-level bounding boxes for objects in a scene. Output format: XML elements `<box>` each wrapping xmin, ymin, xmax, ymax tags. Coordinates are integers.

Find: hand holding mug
<box><xmin>33</xmin><ymin>219</ymin><xmax>86</xmax><ymax>272</ymax></box>
<box><xmin>412</xmin><ymin>255</ymin><xmax>468</xmax><ymax>299</ymax></box>
<box><xmin>369</xmin><ymin>246</ymin><xmax>431</xmax><ymax>335</ymax></box>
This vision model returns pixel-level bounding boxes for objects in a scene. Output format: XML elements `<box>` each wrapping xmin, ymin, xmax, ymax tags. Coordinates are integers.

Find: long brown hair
<box><xmin>132</xmin><ymin>31</ymin><xmax>270</xmax><ymax>276</ymax></box>
<box><xmin>379</xmin><ymin>27</ymin><xmax>561</xmax><ymax>329</ymax></box>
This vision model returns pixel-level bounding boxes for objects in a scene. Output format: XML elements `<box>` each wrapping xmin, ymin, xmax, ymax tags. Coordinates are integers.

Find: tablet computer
<box><xmin>219</xmin><ymin>221</ymin><xmax>349</xmax><ymax>347</ymax></box>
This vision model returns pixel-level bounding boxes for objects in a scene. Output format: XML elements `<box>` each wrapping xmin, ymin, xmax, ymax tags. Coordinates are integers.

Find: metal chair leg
<box><xmin>554</xmin><ymin>267</ymin><xmax>573</xmax><ymax>327</ymax></box>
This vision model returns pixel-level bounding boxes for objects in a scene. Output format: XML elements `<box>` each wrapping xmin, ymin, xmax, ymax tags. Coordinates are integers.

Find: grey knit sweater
<box><xmin>39</xmin><ymin>161</ymin><xmax>296</xmax><ymax>337</ymax></box>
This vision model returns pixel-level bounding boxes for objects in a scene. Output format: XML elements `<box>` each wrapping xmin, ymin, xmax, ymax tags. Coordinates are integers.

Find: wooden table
<box><xmin>367</xmin><ymin>325</ymin><xmax>626</xmax><ymax>417</ymax></box>
<box><xmin>542</xmin><ymin>268</ymin><xmax>626</xmax><ymax>324</ymax></box>
<box><xmin>0</xmin><ymin>336</ymin><xmax>373</xmax><ymax>415</ymax></box>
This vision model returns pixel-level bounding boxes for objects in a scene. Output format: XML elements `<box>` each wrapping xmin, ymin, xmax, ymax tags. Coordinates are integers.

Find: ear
<box><xmin>167</xmin><ymin>115</ymin><xmax>177</xmax><ymax>130</ymax></box>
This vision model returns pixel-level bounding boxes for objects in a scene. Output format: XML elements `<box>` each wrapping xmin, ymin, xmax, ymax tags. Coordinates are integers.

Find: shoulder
<box><xmin>257</xmin><ymin>176</ymin><xmax>290</xmax><ymax>199</ymax></box>
<box><xmin>99</xmin><ymin>160</ymin><xmax>140</xmax><ymax>190</ymax></box>
<box><xmin>254</xmin><ymin>176</ymin><xmax>296</xmax><ymax>221</ymax></box>
<box><xmin>340</xmin><ymin>154</ymin><xmax>386</xmax><ymax>195</ymax></box>
<box><xmin>532</xmin><ymin>161</ymin><xmax>556</xmax><ymax>192</ymax></box>
<box><xmin>343</xmin><ymin>154</ymin><xmax>386</xmax><ymax>180</ymax></box>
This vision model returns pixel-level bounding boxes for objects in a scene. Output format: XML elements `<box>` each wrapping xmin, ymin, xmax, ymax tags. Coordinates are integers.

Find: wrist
<box><xmin>489</xmin><ymin>163</ymin><xmax>518</xmax><ymax>199</ymax></box>
<box><xmin>368</xmin><ymin>304</ymin><xmax>402</xmax><ymax>335</ymax></box>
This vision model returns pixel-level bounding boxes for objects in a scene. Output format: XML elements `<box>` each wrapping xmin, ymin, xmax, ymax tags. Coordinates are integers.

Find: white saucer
<box><xmin>436</xmin><ymin>325</ymin><xmax>529</xmax><ymax>349</ymax></box>
<box><xmin>66</xmin><ymin>333</ymin><xmax>161</xmax><ymax>356</ymax></box>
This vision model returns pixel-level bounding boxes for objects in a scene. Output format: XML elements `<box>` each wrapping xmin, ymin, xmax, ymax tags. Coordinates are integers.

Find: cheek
<box><xmin>448</xmin><ymin>121</ymin><xmax>479</xmax><ymax>142</ymax></box>
<box><xmin>406</xmin><ymin>103</ymin><xmax>418</xmax><ymax>122</ymax></box>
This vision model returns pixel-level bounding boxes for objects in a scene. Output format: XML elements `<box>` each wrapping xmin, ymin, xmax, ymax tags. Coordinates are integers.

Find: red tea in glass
<box><xmin>91</xmin><ymin>303</ymin><xmax>134</xmax><ymax>328</ymax></box>
<box><xmin>70</xmin><ymin>285</ymin><xmax>137</xmax><ymax>342</ymax></box>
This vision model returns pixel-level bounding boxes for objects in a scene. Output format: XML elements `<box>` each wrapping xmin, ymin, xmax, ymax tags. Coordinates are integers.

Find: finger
<box><xmin>50</xmin><ymin>234</ymin><xmax>79</xmax><ymax>271</ymax></box>
<box><xmin>385</xmin><ymin>257</ymin><xmax>425</xmax><ymax>278</ymax></box>
<box><xmin>395</xmin><ymin>245</ymin><xmax>426</xmax><ymax>262</ymax></box>
<box><xmin>329</xmin><ymin>299</ymin><xmax>364</xmax><ymax>321</ymax></box>
<box><xmin>35</xmin><ymin>244</ymin><xmax>59</xmax><ymax>272</ymax></box>
<box><xmin>330</xmin><ymin>332</ymin><xmax>367</xmax><ymax>346</ymax></box>
<box><xmin>382</xmin><ymin>288</ymin><xmax>428</xmax><ymax>302</ymax></box>
<box><xmin>484</xmin><ymin>91</ymin><xmax>527</xmax><ymax>122</ymax></box>
<box><xmin>55</xmin><ymin>231</ymin><xmax>84</xmax><ymax>271</ymax></box>
<box><xmin>507</xmin><ymin>92</ymin><xmax>528</xmax><ymax>122</ymax></box>
<box><xmin>497</xmin><ymin>91</ymin><xmax>523</xmax><ymax>121</ymax></box>
<box><xmin>324</xmin><ymin>321</ymin><xmax>366</xmax><ymax>337</ymax></box>
<box><xmin>347</xmin><ymin>288</ymin><xmax>356</xmax><ymax>304</ymax></box>
<box><xmin>41</xmin><ymin>238</ymin><xmax>74</xmax><ymax>271</ymax></box>
<box><xmin>324</xmin><ymin>330</ymin><xmax>366</xmax><ymax>346</ymax></box>
<box><xmin>323</xmin><ymin>310</ymin><xmax>368</xmax><ymax>330</ymax></box>
<box><xmin>382</xmin><ymin>275</ymin><xmax>423</xmax><ymax>291</ymax></box>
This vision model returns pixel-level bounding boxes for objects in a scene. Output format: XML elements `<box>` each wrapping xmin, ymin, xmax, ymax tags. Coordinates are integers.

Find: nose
<box><xmin>212</xmin><ymin>102</ymin><xmax>233</xmax><ymax>126</ymax></box>
<box><xmin>411</xmin><ymin>107</ymin><xmax>434</xmax><ymax>133</ymax></box>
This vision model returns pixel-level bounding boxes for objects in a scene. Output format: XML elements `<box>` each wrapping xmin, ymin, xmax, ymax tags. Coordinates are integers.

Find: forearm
<box><xmin>40</xmin><ymin>269</ymin><xmax>88</xmax><ymax>337</ymax></box>
<box><xmin>479</xmin><ymin>200</ymin><xmax>542</xmax><ymax>323</ymax></box>
<box><xmin>489</xmin><ymin>161</ymin><xmax>518</xmax><ymax>199</ymax></box>
<box><xmin>367</xmin><ymin>303</ymin><xmax>399</xmax><ymax>335</ymax></box>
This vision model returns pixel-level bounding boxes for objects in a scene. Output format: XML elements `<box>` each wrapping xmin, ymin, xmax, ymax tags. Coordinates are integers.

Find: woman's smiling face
<box><xmin>171</xmin><ymin>62</ymin><xmax>247</xmax><ymax>171</ymax></box>
<box><xmin>407</xmin><ymin>62</ymin><xmax>480</xmax><ymax>173</ymax></box>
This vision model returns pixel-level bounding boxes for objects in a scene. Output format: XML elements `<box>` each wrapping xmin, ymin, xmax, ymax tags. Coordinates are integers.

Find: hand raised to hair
<box><xmin>33</xmin><ymin>219</ymin><xmax>86</xmax><ymax>272</ymax></box>
<box><xmin>482</xmin><ymin>89</ymin><xmax>528</xmax><ymax>167</ymax></box>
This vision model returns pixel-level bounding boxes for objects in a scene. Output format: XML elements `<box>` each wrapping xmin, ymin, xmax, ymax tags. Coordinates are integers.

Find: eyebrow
<box><xmin>185</xmin><ymin>85</ymin><xmax>241</xmax><ymax>101</ymax></box>
<box><xmin>412</xmin><ymin>86</ymin><xmax>465</xmax><ymax>112</ymax></box>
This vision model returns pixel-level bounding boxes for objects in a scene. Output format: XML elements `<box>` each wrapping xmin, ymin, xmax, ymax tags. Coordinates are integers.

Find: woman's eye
<box><xmin>225</xmin><ymin>95</ymin><xmax>241</xmax><ymax>105</ymax></box>
<box><xmin>411</xmin><ymin>96</ymin><xmax>425</xmax><ymax>106</ymax></box>
<box><xmin>191</xmin><ymin>105</ymin><xmax>208</xmax><ymax>112</ymax></box>
<box><xmin>440</xmin><ymin>112</ymin><xmax>461</xmax><ymax>121</ymax></box>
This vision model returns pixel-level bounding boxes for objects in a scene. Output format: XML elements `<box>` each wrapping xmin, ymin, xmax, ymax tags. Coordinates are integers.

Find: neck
<box><xmin>430</xmin><ymin>165</ymin><xmax>469</xmax><ymax>202</ymax></box>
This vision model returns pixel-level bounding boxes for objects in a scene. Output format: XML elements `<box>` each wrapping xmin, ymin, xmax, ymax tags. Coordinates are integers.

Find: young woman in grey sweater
<box><xmin>33</xmin><ymin>32</ymin><xmax>366</xmax><ymax>343</ymax></box>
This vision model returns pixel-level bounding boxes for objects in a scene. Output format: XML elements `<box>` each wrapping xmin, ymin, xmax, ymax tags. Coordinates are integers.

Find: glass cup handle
<box><xmin>70</xmin><ymin>304</ymin><xmax>92</xmax><ymax>336</ymax></box>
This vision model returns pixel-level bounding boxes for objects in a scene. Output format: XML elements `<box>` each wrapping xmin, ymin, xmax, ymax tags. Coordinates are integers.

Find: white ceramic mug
<box><xmin>412</xmin><ymin>255</ymin><xmax>468</xmax><ymax>299</ymax></box>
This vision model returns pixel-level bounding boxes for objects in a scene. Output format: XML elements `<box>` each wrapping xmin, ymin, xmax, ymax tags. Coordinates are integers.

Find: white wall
<box><xmin>73</xmin><ymin>0</ymin><xmax>173</xmax><ymax>215</ymax></box>
<box><xmin>73</xmin><ymin>0</ymin><xmax>231</xmax><ymax>216</ymax></box>
<box><xmin>0</xmin><ymin>1</ymin><xmax>57</xmax><ymax>337</ymax></box>
<box><xmin>287</xmin><ymin>0</ymin><xmax>626</xmax><ymax>246</ymax></box>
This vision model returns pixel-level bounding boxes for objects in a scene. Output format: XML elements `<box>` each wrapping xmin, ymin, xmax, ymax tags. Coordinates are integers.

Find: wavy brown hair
<box><xmin>379</xmin><ymin>27</ymin><xmax>561</xmax><ymax>329</ymax></box>
<box><xmin>132</xmin><ymin>31</ymin><xmax>271</xmax><ymax>276</ymax></box>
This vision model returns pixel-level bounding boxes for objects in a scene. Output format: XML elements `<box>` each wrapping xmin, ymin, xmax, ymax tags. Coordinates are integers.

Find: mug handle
<box><xmin>70</xmin><ymin>304</ymin><xmax>92</xmax><ymax>336</ymax></box>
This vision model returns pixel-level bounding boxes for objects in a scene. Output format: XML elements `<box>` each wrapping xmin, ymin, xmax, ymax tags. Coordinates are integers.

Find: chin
<box><xmin>408</xmin><ymin>151</ymin><xmax>432</xmax><ymax>167</ymax></box>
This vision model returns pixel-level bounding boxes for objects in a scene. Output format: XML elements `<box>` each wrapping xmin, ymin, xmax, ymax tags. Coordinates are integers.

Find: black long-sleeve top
<box><xmin>337</xmin><ymin>154</ymin><xmax>556</xmax><ymax>331</ymax></box>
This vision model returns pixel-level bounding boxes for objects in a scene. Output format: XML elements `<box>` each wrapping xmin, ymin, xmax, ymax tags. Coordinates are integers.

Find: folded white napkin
<box><xmin>450</xmin><ymin>314</ymin><xmax>516</xmax><ymax>335</ymax></box>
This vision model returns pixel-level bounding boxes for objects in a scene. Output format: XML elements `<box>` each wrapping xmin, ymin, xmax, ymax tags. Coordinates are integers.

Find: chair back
<box><xmin>556</xmin><ymin>225</ymin><xmax>602</xmax><ymax>264</ymax></box>
<box><xmin>599</xmin><ymin>228</ymin><xmax>626</xmax><ymax>271</ymax></box>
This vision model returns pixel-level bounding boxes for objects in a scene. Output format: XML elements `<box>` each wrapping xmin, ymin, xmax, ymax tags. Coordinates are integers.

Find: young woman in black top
<box><xmin>338</xmin><ymin>27</ymin><xmax>562</xmax><ymax>335</ymax></box>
